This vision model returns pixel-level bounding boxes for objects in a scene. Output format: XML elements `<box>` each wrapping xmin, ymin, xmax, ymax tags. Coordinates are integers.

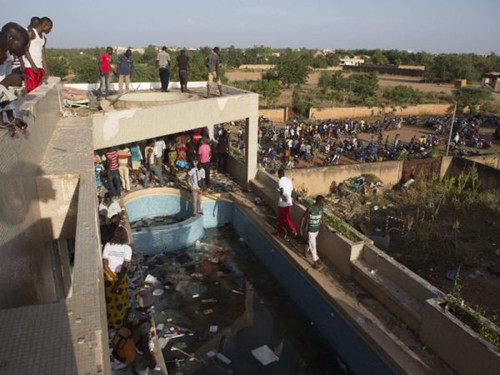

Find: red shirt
<box><xmin>100</xmin><ymin>53</ymin><xmax>111</xmax><ymax>73</ymax></box>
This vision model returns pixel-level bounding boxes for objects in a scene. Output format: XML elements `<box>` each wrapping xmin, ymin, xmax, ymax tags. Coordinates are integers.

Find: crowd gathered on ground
<box><xmin>256</xmin><ymin>113</ymin><xmax>499</xmax><ymax>174</ymax></box>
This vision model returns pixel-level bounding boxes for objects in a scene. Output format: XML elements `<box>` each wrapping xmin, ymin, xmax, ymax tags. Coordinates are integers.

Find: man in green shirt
<box><xmin>300</xmin><ymin>195</ymin><xmax>326</xmax><ymax>269</ymax></box>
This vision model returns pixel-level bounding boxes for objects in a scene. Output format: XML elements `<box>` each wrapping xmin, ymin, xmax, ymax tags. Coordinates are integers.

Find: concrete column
<box><xmin>245</xmin><ymin>116</ymin><xmax>258</xmax><ymax>185</ymax></box>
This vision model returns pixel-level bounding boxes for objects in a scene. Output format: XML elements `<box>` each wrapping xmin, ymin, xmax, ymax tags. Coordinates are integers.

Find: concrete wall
<box><xmin>0</xmin><ymin>78</ymin><xmax>62</xmax><ymax>309</ymax></box>
<box><xmin>309</xmin><ymin>104</ymin><xmax>452</xmax><ymax>120</ymax></box>
<box><xmin>93</xmin><ymin>89</ymin><xmax>259</xmax><ymax>149</ymax></box>
<box><xmin>465</xmin><ymin>154</ymin><xmax>500</xmax><ymax>169</ymax></box>
<box><xmin>286</xmin><ymin>161</ymin><xmax>403</xmax><ymax>196</ymax></box>
<box><xmin>227</xmin><ymin>154</ymin><xmax>249</xmax><ymax>188</ymax></box>
<box><xmin>420</xmin><ymin>298</ymin><xmax>500</xmax><ymax>375</ymax></box>
<box><xmin>37</xmin><ymin>174</ymin><xmax>79</xmax><ymax>241</ymax></box>
<box><xmin>259</xmin><ymin>108</ymin><xmax>287</xmax><ymax>122</ymax></box>
<box><xmin>238</xmin><ymin>64</ymin><xmax>275</xmax><ymax>70</ymax></box>
<box><xmin>444</xmin><ymin>157</ymin><xmax>500</xmax><ymax>191</ymax></box>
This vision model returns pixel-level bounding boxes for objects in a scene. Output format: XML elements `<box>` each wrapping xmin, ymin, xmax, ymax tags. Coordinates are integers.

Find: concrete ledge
<box><xmin>362</xmin><ymin>243</ymin><xmax>444</xmax><ymax>302</ymax></box>
<box><xmin>420</xmin><ymin>298</ymin><xmax>500</xmax><ymax>375</ymax></box>
<box><xmin>251</xmin><ymin>169</ymin><xmax>367</xmax><ymax>277</ymax></box>
<box><xmin>286</xmin><ymin>160</ymin><xmax>404</xmax><ymax>196</ymax></box>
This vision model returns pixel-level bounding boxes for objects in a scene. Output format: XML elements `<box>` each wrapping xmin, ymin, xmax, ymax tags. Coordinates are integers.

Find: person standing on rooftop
<box><xmin>98</xmin><ymin>47</ymin><xmax>113</xmax><ymax>96</ymax></box>
<box><xmin>117</xmin><ymin>49</ymin><xmax>133</xmax><ymax>94</ymax></box>
<box><xmin>205</xmin><ymin>46</ymin><xmax>222</xmax><ymax>98</ymax></box>
<box><xmin>176</xmin><ymin>49</ymin><xmax>189</xmax><ymax>93</ymax></box>
<box><xmin>156</xmin><ymin>46</ymin><xmax>170</xmax><ymax>92</ymax></box>
<box><xmin>23</xmin><ymin>17</ymin><xmax>52</xmax><ymax>92</ymax></box>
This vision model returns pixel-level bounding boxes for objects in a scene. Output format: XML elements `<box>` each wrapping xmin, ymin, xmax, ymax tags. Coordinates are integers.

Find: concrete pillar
<box><xmin>245</xmin><ymin>116</ymin><xmax>258</xmax><ymax>185</ymax></box>
<box><xmin>207</xmin><ymin>124</ymin><xmax>214</xmax><ymax>140</ymax></box>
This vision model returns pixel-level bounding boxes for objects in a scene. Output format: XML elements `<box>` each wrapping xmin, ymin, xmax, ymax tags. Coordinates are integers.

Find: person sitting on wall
<box><xmin>0</xmin><ymin>23</ymin><xmax>30</xmax><ymax>136</ymax></box>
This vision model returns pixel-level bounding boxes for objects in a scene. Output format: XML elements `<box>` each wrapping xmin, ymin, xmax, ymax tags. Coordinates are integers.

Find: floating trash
<box><xmin>153</xmin><ymin>289</ymin><xmax>164</xmax><ymax>296</ymax></box>
<box><xmin>251</xmin><ymin>345</ymin><xmax>279</xmax><ymax>366</ymax></box>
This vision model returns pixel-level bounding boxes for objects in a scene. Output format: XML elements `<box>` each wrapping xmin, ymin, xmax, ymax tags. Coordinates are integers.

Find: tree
<box><xmin>256</xmin><ymin>79</ymin><xmax>281</xmax><ymax>107</ymax></box>
<box><xmin>318</xmin><ymin>71</ymin><xmax>331</xmax><ymax>92</ymax></box>
<box><xmin>223</xmin><ymin>45</ymin><xmax>244</xmax><ymax>68</ymax></box>
<box><xmin>131</xmin><ymin>64</ymin><xmax>157</xmax><ymax>82</ymax></box>
<box><xmin>72</xmin><ymin>56</ymin><xmax>99</xmax><ymax>83</ymax></box>
<box><xmin>292</xmin><ymin>88</ymin><xmax>313</xmax><ymax>117</ymax></box>
<box><xmin>371</xmin><ymin>49</ymin><xmax>389</xmax><ymax>65</ymax></box>
<box><xmin>274</xmin><ymin>51</ymin><xmax>311</xmax><ymax>87</ymax></box>
<box><xmin>453</xmin><ymin>87</ymin><xmax>493</xmax><ymax>114</ymax></box>
<box><xmin>46</xmin><ymin>55</ymin><xmax>69</xmax><ymax>79</ymax></box>
<box><xmin>425</xmin><ymin>54</ymin><xmax>478</xmax><ymax>83</ymax></box>
<box><xmin>346</xmin><ymin>72</ymin><xmax>379</xmax><ymax>100</ymax></box>
<box><xmin>330</xmin><ymin>70</ymin><xmax>345</xmax><ymax>91</ymax></box>
<box><xmin>383</xmin><ymin>85</ymin><xmax>423</xmax><ymax>106</ymax></box>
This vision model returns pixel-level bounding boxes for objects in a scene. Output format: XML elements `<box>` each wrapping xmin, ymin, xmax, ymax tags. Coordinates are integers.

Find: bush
<box><xmin>383</xmin><ymin>85</ymin><xmax>423</xmax><ymax>106</ymax></box>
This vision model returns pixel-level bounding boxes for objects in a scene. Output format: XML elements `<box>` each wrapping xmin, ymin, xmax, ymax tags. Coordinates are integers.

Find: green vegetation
<box><xmin>361</xmin><ymin>166</ymin><xmax>500</xmax><ymax>268</ymax></box>
<box><xmin>424</xmin><ymin>53</ymin><xmax>500</xmax><ymax>83</ymax></box>
<box><xmin>234</xmin><ymin>79</ymin><xmax>281</xmax><ymax>107</ymax></box>
<box><xmin>294</xmin><ymin>187</ymin><xmax>362</xmax><ymax>242</ymax></box>
<box><xmin>448</xmin><ymin>269</ymin><xmax>500</xmax><ymax>349</ymax></box>
<box><xmin>273</xmin><ymin>50</ymin><xmax>312</xmax><ymax>87</ymax></box>
<box><xmin>453</xmin><ymin>87</ymin><xmax>494</xmax><ymax>114</ymax></box>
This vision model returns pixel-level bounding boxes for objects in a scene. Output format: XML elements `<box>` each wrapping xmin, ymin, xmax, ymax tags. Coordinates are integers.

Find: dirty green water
<box><xmin>139</xmin><ymin>225</ymin><xmax>349</xmax><ymax>375</ymax></box>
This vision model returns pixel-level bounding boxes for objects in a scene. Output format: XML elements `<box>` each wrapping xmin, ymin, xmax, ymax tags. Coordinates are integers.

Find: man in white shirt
<box><xmin>143</xmin><ymin>139</ymin><xmax>164</xmax><ymax>187</ymax></box>
<box><xmin>186</xmin><ymin>161</ymin><xmax>205</xmax><ymax>215</ymax></box>
<box><xmin>98</xmin><ymin>192</ymin><xmax>122</xmax><ymax>222</ymax></box>
<box><xmin>154</xmin><ymin>137</ymin><xmax>166</xmax><ymax>172</ymax></box>
<box><xmin>156</xmin><ymin>46</ymin><xmax>170</xmax><ymax>92</ymax></box>
<box><xmin>277</xmin><ymin>168</ymin><xmax>297</xmax><ymax>238</ymax></box>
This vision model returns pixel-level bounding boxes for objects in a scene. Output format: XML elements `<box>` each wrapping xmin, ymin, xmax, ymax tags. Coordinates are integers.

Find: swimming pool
<box><xmin>124</xmin><ymin>191</ymin><xmax>395</xmax><ymax>374</ymax></box>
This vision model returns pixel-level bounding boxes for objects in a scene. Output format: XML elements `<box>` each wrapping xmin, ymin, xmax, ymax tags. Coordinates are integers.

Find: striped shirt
<box><xmin>106</xmin><ymin>150</ymin><xmax>119</xmax><ymax>170</ymax></box>
<box><xmin>117</xmin><ymin>148</ymin><xmax>131</xmax><ymax>167</ymax></box>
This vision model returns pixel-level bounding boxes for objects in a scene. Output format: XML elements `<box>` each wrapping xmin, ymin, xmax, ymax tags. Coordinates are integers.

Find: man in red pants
<box><xmin>276</xmin><ymin>168</ymin><xmax>297</xmax><ymax>238</ymax></box>
<box><xmin>24</xmin><ymin>17</ymin><xmax>52</xmax><ymax>92</ymax></box>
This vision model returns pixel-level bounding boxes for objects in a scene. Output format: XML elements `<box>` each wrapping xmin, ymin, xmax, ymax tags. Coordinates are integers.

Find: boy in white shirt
<box><xmin>186</xmin><ymin>161</ymin><xmax>205</xmax><ymax>215</ymax></box>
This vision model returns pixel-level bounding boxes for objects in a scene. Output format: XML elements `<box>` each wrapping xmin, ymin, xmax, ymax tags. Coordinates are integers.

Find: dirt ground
<box><xmin>226</xmin><ymin>69</ymin><xmax>500</xmax><ymax>107</ymax></box>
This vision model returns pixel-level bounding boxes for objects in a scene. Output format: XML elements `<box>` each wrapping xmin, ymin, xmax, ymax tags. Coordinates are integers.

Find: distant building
<box><xmin>339</xmin><ymin>55</ymin><xmax>365</xmax><ymax>66</ymax></box>
<box><xmin>114</xmin><ymin>46</ymin><xmax>145</xmax><ymax>55</ymax></box>
<box><xmin>481</xmin><ymin>72</ymin><xmax>500</xmax><ymax>92</ymax></box>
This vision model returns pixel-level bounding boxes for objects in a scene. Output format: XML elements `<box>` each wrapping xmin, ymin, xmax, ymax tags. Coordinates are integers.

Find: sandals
<box><xmin>0</xmin><ymin>118</ymin><xmax>28</xmax><ymax>137</ymax></box>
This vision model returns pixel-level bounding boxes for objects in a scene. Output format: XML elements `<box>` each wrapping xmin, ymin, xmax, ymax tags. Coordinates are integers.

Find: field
<box><xmin>226</xmin><ymin>68</ymin><xmax>500</xmax><ymax>109</ymax></box>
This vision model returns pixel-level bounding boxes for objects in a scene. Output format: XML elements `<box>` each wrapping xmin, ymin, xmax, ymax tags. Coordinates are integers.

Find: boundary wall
<box><xmin>310</xmin><ymin>104</ymin><xmax>452</xmax><ymax>120</ymax></box>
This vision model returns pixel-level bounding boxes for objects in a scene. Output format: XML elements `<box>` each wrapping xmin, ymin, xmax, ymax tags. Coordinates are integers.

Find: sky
<box><xmin>3</xmin><ymin>0</ymin><xmax>500</xmax><ymax>54</ymax></box>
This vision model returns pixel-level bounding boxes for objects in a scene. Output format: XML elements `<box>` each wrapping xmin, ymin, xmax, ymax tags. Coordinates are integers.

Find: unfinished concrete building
<box><xmin>0</xmin><ymin>79</ymin><xmax>498</xmax><ymax>375</ymax></box>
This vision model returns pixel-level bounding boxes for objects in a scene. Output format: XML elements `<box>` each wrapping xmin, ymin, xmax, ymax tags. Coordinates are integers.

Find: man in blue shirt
<box><xmin>117</xmin><ymin>49</ymin><xmax>134</xmax><ymax>94</ymax></box>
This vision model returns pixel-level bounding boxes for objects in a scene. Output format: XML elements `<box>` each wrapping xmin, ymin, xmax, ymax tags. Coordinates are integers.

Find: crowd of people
<box><xmin>256</xmin><ymin>114</ymin><xmax>498</xmax><ymax>173</ymax></box>
<box><xmin>0</xmin><ymin>17</ymin><xmax>53</xmax><ymax>136</ymax></box>
<box><xmin>97</xmin><ymin>45</ymin><xmax>223</xmax><ymax>97</ymax></box>
<box><xmin>94</xmin><ymin>127</ymin><xmax>231</xmax><ymax>199</ymax></box>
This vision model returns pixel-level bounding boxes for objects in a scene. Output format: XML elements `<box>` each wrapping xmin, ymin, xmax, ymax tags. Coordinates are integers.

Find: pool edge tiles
<box><xmin>123</xmin><ymin>189</ymin><xmax>234</xmax><ymax>254</ymax></box>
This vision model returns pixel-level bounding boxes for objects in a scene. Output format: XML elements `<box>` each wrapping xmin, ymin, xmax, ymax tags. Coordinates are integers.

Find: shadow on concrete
<box><xmin>0</xmin><ymin>161</ymin><xmax>56</xmax><ymax>225</ymax></box>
